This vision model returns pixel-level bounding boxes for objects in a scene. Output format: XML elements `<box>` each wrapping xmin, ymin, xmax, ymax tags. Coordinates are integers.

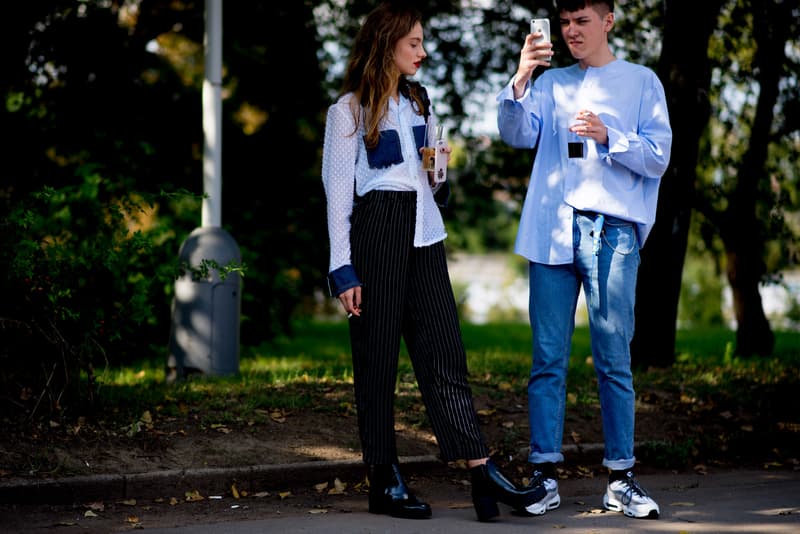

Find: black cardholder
<box><xmin>568</xmin><ymin>142</ymin><xmax>584</xmax><ymax>159</ymax></box>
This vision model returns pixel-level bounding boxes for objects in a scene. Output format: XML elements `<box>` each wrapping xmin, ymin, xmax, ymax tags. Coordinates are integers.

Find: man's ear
<box><xmin>604</xmin><ymin>12</ymin><xmax>615</xmax><ymax>32</ymax></box>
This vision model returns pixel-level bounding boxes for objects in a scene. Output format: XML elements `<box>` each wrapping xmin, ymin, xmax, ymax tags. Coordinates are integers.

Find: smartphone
<box><xmin>530</xmin><ymin>18</ymin><xmax>551</xmax><ymax>45</ymax></box>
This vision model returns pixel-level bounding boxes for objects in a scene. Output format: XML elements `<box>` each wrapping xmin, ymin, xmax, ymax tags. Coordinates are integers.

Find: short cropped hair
<box><xmin>555</xmin><ymin>0</ymin><xmax>614</xmax><ymax>13</ymax></box>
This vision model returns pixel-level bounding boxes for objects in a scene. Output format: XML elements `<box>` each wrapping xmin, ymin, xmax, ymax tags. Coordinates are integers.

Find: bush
<box><xmin>0</xmin><ymin>166</ymin><xmax>180</xmax><ymax>419</ymax></box>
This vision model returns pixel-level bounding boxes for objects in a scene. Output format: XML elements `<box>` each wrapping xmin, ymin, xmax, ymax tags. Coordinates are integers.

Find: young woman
<box><xmin>321</xmin><ymin>1</ymin><xmax>544</xmax><ymax>523</ymax></box>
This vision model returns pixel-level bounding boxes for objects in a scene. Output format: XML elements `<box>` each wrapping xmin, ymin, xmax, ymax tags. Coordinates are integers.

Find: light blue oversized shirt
<box><xmin>496</xmin><ymin>59</ymin><xmax>672</xmax><ymax>265</ymax></box>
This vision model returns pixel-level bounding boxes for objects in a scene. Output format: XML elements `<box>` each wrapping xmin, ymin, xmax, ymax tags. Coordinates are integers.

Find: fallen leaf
<box><xmin>169</xmin><ymin>497</ymin><xmax>179</xmax><ymax>505</ymax></box>
<box><xmin>253</xmin><ymin>491</ymin><xmax>271</xmax><ymax>498</ymax></box>
<box><xmin>314</xmin><ymin>482</ymin><xmax>328</xmax><ymax>492</ymax></box>
<box><xmin>118</xmin><ymin>499</ymin><xmax>136</xmax><ymax>506</ymax></box>
<box><xmin>270</xmin><ymin>410</ymin><xmax>287</xmax><ymax>423</ymax></box>
<box><xmin>126</xmin><ymin>515</ymin><xmax>140</xmax><ymax>524</ymax></box>
<box><xmin>328</xmin><ymin>478</ymin><xmax>346</xmax><ymax>495</ymax></box>
<box><xmin>309</xmin><ymin>508</ymin><xmax>328</xmax><ymax>514</ymax></box>
<box><xmin>185</xmin><ymin>490</ymin><xmax>204</xmax><ymax>502</ymax></box>
<box><xmin>501</xmin><ymin>421</ymin><xmax>515</xmax><ymax>428</ymax></box>
<box><xmin>84</xmin><ymin>510</ymin><xmax>98</xmax><ymax>517</ymax></box>
<box><xmin>693</xmin><ymin>464</ymin><xmax>708</xmax><ymax>475</ymax></box>
<box><xmin>279</xmin><ymin>491</ymin><xmax>292</xmax><ymax>499</ymax></box>
<box><xmin>450</xmin><ymin>459</ymin><xmax>468</xmax><ymax>470</ymax></box>
<box><xmin>575</xmin><ymin>464</ymin><xmax>593</xmax><ymax>477</ymax></box>
<box><xmin>670</xmin><ymin>501</ymin><xmax>696</xmax><ymax>507</ymax></box>
<box><xmin>231</xmin><ymin>483</ymin><xmax>240</xmax><ymax>499</ymax></box>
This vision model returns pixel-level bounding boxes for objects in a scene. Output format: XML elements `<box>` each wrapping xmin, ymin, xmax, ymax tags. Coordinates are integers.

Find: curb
<box><xmin>0</xmin><ymin>443</ymin><xmax>606</xmax><ymax>505</ymax></box>
<box><xmin>0</xmin><ymin>455</ymin><xmax>444</xmax><ymax>505</ymax></box>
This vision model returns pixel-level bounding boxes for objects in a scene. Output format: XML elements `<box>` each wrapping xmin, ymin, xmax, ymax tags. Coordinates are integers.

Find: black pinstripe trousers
<box><xmin>348</xmin><ymin>190</ymin><xmax>489</xmax><ymax>465</ymax></box>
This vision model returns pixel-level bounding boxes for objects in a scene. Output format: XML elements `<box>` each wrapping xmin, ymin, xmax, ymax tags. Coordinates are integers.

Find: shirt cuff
<box><xmin>327</xmin><ymin>264</ymin><xmax>361</xmax><ymax>297</ymax></box>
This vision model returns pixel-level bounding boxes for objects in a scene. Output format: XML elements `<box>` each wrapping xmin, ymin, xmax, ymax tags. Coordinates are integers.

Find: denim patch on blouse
<box><xmin>412</xmin><ymin>124</ymin><xmax>426</xmax><ymax>160</ymax></box>
<box><xmin>364</xmin><ymin>129</ymin><xmax>403</xmax><ymax>169</ymax></box>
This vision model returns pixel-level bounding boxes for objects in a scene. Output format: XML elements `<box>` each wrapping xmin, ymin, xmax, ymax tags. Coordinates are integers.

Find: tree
<box><xmin>694</xmin><ymin>0</ymin><xmax>799</xmax><ymax>357</ymax></box>
<box><xmin>0</xmin><ymin>0</ymin><xmax>331</xmax><ymax>415</ymax></box>
<box><xmin>630</xmin><ymin>0</ymin><xmax>799</xmax><ymax>365</ymax></box>
<box><xmin>631</xmin><ymin>0</ymin><xmax>726</xmax><ymax>368</ymax></box>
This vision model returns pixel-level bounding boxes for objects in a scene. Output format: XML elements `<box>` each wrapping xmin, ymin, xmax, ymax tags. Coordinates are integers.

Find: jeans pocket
<box><xmin>603</xmin><ymin>220</ymin><xmax>637</xmax><ymax>255</ymax></box>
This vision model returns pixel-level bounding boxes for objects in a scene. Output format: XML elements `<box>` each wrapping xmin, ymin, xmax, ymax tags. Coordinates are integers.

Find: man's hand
<box><xmin>513</xmin><ymin>33</ymin><xmax>553</xmax><ymax>98</ymax></box>
<box><xmin>570</xmin><ymin>110</ymin><xmax>609</xmax><ymax>146</ymax></box>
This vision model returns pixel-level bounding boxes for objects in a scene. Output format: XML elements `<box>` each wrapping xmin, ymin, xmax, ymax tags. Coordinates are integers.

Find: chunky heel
<box><xmin>470</xmin><ymin>462</ymin><xmax>501</xmax><ymax>522</ymax></box>
<box><xmin>471</xmin><ymin>493</ymin><xmax>500</xmax><ymax>522</ymax></box>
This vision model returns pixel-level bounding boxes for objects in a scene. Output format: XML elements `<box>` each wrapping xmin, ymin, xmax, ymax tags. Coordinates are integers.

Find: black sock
<box><xmin>533</xmin><ymin>462</ymin><xmax>557</xmax><ymax>479</ymax></box>
<box><xmin>609</xmin><ymin>469</ymin><xmax>631</xmax><ymax>483</ymax></box>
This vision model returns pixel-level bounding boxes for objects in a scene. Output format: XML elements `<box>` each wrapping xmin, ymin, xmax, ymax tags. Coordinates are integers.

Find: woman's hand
<box><xmin>338</xmin><ymin>286</ymin><xmax>362</xmax><ymax>318</ymax></box>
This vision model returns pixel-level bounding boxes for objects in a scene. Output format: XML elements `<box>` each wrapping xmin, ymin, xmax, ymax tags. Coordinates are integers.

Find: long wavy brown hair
<box><xmin>339</xmin><ymin>2</ymin><xmax>429</xmax><ymax>149</ymax></box>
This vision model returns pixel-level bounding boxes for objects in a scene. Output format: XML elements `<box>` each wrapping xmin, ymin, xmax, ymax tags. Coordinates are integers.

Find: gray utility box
<box><xmin>168</xmin><ymin>226</ymin><xmax>241</xmax><ymax>380</ymax></box>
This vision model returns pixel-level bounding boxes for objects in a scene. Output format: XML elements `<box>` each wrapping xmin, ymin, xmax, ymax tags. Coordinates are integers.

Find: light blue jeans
<box><xmin>527</xmin><ymin>211</ymin><xmax>639</xmax><ymax>471</ymax></box>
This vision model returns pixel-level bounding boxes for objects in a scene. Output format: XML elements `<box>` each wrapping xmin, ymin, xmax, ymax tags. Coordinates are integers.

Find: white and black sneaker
<box><xmin>603</xmin><ymin>471</ymin><xmax>660</xmax><ymax>519</ymax></box>
<box><xmin>522</xmin><ymin>468</ymin><xmax>561</xmax><ymax>516</ymax></box>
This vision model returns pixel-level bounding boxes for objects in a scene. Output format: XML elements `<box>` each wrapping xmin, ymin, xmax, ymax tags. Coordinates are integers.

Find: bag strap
<box><xmin>400</xmin><ymin>79</ymin><xmax>431</xmax><ymax>122</ymax></box>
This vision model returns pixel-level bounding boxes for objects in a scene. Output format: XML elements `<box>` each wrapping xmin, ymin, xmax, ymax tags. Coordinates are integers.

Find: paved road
<box><xmin>5</xmin><ymin>467</ymin><xmax>796</xmax><ymax>533</ymax></box>
<box><xmin>143</xmin><ymin>469</ymin><xmax>800</xmax><ymax>533</ymax></box>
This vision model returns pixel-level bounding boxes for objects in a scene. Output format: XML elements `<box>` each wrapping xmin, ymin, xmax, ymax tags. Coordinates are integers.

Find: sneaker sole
<box><xmin>522</xmin><ymin>493</ymin><xmax>561</xmax><ymax>516</ymax></box>
<box><xmin>603</xmin><ymin>495</ymin><xmax>659</xmax><ymax>519</ymax></box>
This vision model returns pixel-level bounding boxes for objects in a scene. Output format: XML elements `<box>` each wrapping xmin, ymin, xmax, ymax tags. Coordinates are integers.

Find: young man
<box><xmin>495</xmin><ymin>0</ymin><xmax>672</xmax><ymax>520</ymax></box>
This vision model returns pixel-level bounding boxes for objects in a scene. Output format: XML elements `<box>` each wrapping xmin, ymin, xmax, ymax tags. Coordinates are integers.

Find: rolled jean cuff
<box><xmin>528</xmin><ymin>451</ymin><xmax>564</xmax><ymax>465</ymax></box>
<box><xmin>602</xmin><ymin>457</ymin><xmax>636</xmax><ymax>471</ymax></box>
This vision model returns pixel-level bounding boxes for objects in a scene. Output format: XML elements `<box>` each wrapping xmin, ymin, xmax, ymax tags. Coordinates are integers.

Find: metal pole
<box><xmin>167</xmin><ymin>0</ymin><xmax>240</xmax><ymax>380</ymax></box>
<box><xmin>202</xmin><ymin>0</ymin><xmax>222</xmax><ymax>228</ymax></box>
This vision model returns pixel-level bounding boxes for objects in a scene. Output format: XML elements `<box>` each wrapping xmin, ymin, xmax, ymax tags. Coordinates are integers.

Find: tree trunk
<box><xmin>721</xmin><ymin>0</ymin><xmax>790</xmax><ymax>358</ymax></box>
<box><xmin>631</xmin><ymin>0</ymin><xmax>723</xmax><ymax>369</ymax></box>
<box><xmin>726</xmin><ymin>251</ymin><xmax>773</xmax><ymax>357</ymax></box>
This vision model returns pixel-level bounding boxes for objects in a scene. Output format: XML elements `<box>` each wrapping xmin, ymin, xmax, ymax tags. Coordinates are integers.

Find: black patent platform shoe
<box><xmin>367</xmin><ymin>463</ymin><xmax>432</xmax><ymax>520</ymax></box>
<box><xmin>469</xmin><ymin>459</ymin><xmax>546</xmax><ymax>521</ymax></box>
